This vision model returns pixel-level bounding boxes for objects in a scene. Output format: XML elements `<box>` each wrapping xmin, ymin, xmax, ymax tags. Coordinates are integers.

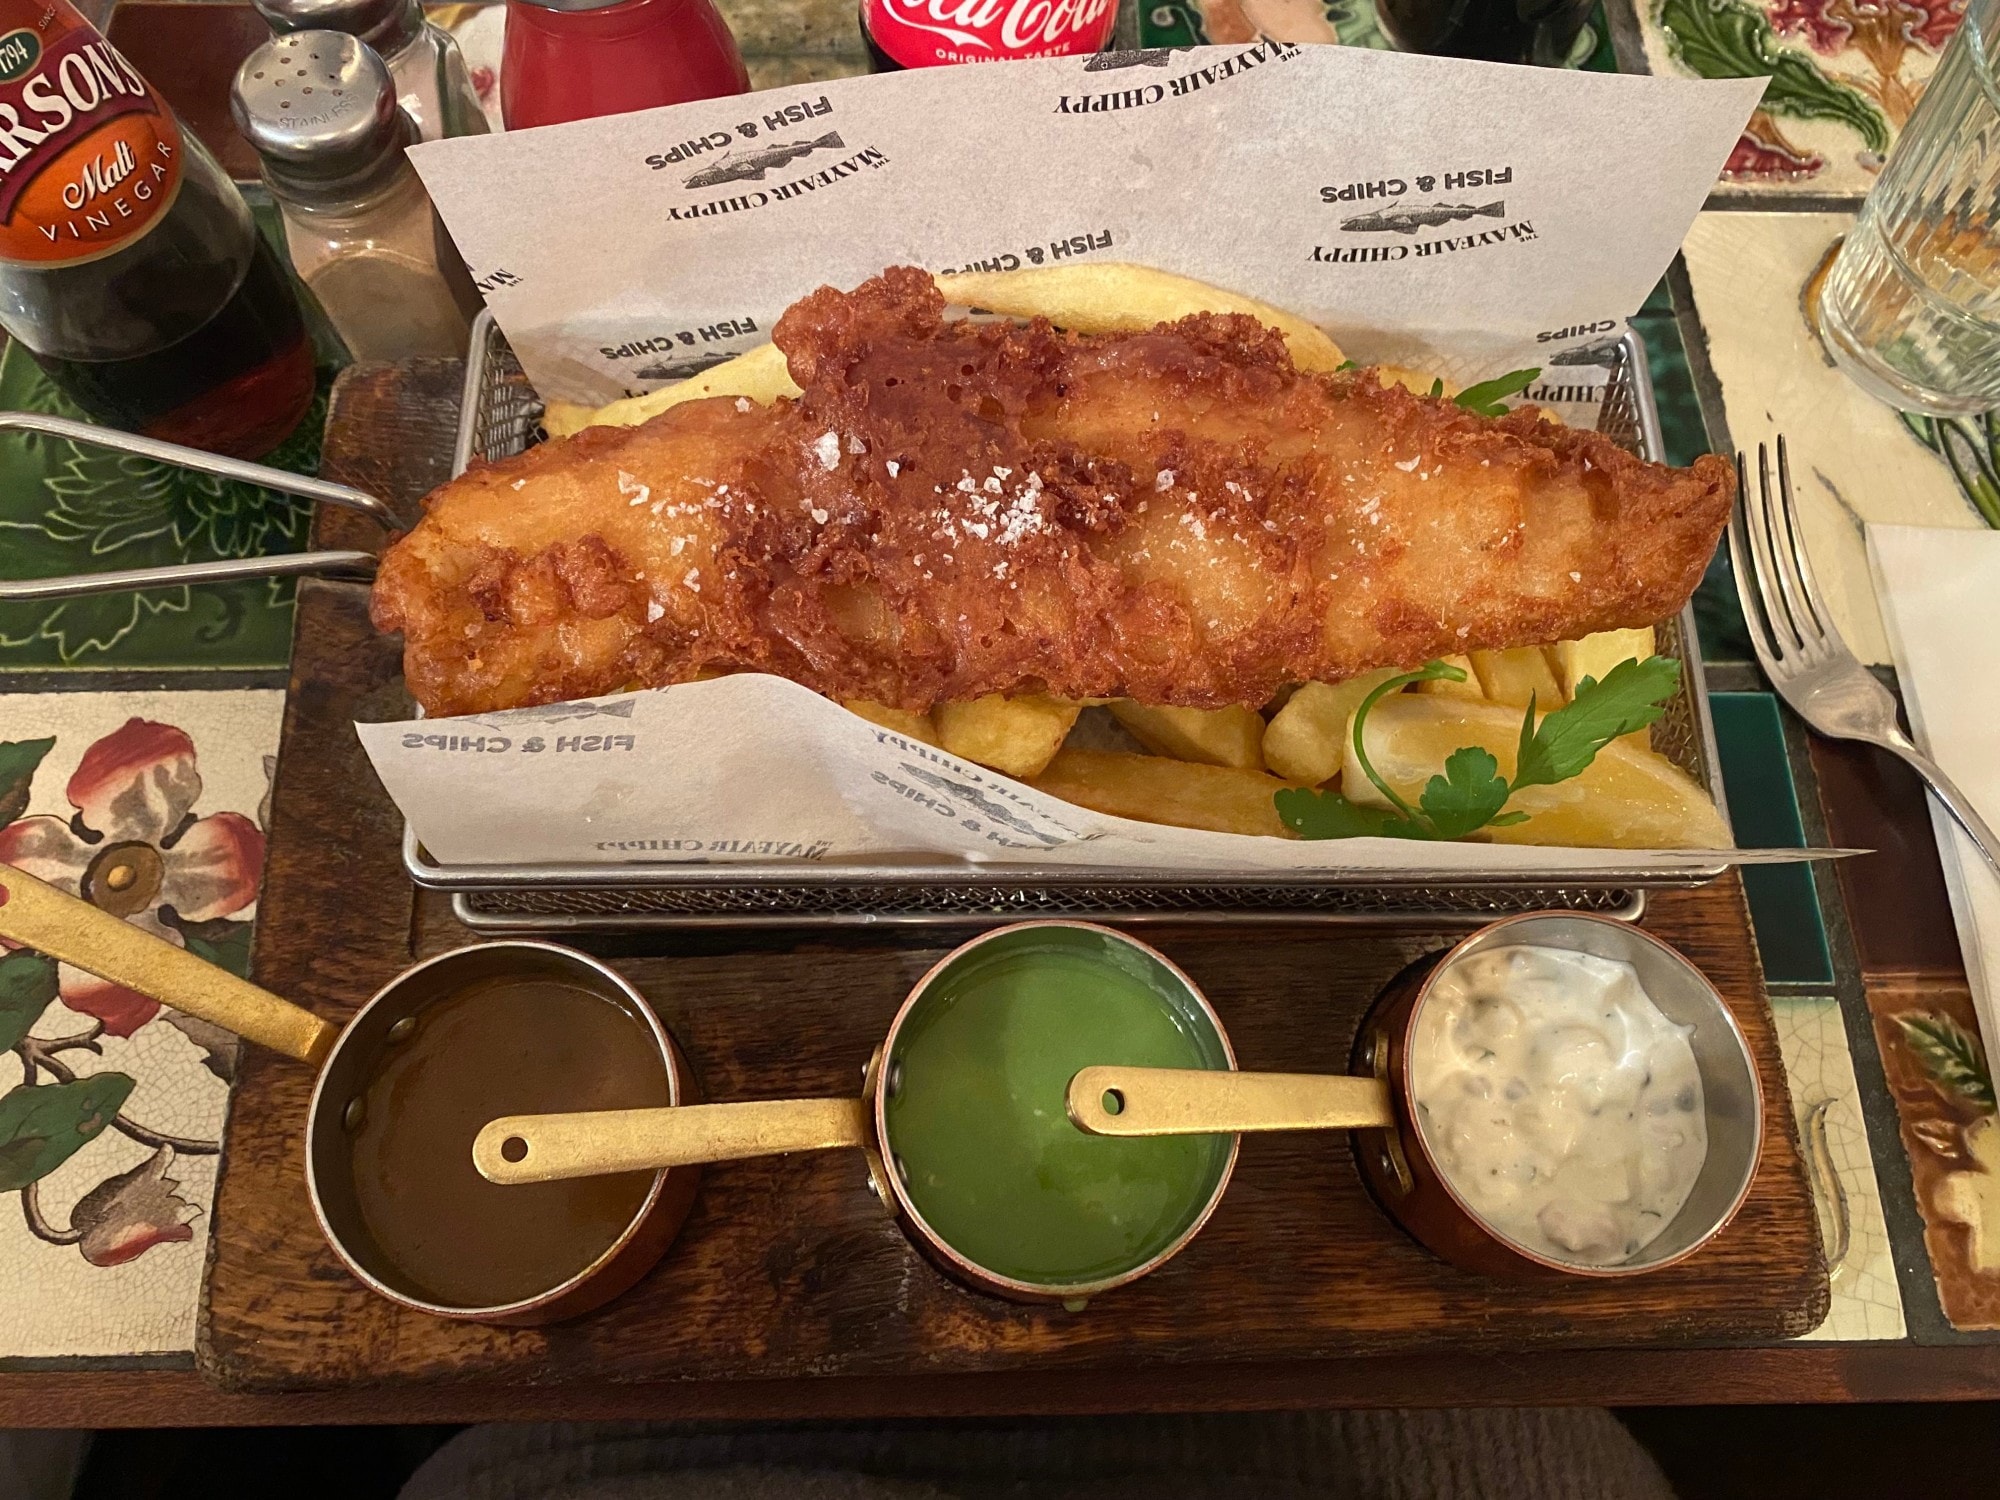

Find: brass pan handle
<box><xmin>475</xmin><ymin>1097</ymin><xmax>872</xmax><ymax>1185</ymax></box>
<box><xmin>1067</xmin><ymin>1067</ymin><xmax>1395</xmax><ymax>1137</ymax></box>
<box><xmin>0</xmin><ymin>863</ymin><xmax>337</xmax><ymax>1066</ymax></box>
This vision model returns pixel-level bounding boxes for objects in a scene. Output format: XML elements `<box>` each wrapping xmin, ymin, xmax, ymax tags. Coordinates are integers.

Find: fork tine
<box><xmin>1743</xmin><ymin>443</ymin><xmax>1804</xmax><ymax>658</ymax></box>
<box><xmin>1773</xmin><ymin>434</ymin><xmax>1836</xmax><ymax>641</ymax></box>
<box><xmin>1727</xmin><ymin>463</ymin><xmax>1788</xmax><ymax>682</ymax></box>
<box><xmin>1762</xmin><ymin>434</ymin><xmax>1824</xmax><ymax>655</ymax></box>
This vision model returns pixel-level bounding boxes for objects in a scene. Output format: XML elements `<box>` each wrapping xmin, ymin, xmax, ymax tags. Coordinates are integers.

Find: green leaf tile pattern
<box><xmin>1898</xmin><ymin>409</ymin><xmax>2000</xmax><ymax>529</ymax></box>
<box><xmin>1656</xmin><ymin>0</ymin><xmax>1889</xmax><ymax>152</ymax></box>
<box><xmin>0</xmin><ymin>347</ymin><xmax>332</xmax><ymax>673</ymax></box>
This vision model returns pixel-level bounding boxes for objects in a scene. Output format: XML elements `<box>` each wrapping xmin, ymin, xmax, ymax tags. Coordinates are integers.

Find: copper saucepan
<box><xmin>475</xmin><ymin>920</ymin><xmax>1241</xmax><ymax>1307</ymax></box>
<box><xmin>486</xmin><ymin>913</ymin><xmax>1758</xmax><ymax>1285</ymax></box>
<box><xmin>0</xmin><ymin>863</ymin><xmax>699</xmax><ymax>1322</ymax></box>
<box><xmin>1068</xmin><ymin>912</ymin><xmax>1765</xmax><ymax>1279</ymax></box>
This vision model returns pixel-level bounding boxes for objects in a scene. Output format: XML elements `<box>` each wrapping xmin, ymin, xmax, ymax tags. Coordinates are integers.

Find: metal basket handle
<box><xmin>0</xmin><ymin>411</ymin><xmax>394</xmax><ymax>601</ymax></box>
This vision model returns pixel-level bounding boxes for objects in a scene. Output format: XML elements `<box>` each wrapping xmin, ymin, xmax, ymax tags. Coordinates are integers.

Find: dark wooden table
<box><xmin>9</xmin><ymin>1342</ymin><xmax>2000</xmax><ymax>1426</ymax></box>
<box><xmin>5</xmin><ymin>354</ymin><xmax>1997</xmax><ymax>1423</ymax></box>
<box><xmin>6</xmin><ymin>6</ymin><xmax>1996</xmax><ymax>1422</ymax></box>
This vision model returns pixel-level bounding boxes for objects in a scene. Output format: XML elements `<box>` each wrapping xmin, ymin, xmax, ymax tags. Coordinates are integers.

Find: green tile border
<box><xmin>1711</xmin><ymin>690</ymin><xmax>1835</xmax><ymax>986</ymax></box>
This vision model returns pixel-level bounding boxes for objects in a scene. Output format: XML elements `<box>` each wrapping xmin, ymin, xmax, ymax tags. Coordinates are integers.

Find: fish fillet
<box><xmin>371</xmin><ymin>267</ymin><xmax>1735</xmax><ymax>718</ymax></box>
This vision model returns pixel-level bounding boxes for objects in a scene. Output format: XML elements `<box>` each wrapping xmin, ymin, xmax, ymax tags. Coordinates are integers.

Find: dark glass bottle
<box><xmin>1373</xmin><ymin>0</ymin><xmax>1598</xmax><ymax>67</ymax></box>
<box><xmin>863</xmin><ymin>7</ymin><xmax>900</xmax><ymax>71</ymax></box>
<box><xmin>0</xmin><ymin>0</ymin><xmax>313</xmax><ymax>457</ymax></box>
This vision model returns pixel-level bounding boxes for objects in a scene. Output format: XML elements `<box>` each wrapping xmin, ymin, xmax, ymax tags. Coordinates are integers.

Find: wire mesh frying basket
<box><xmin>416</xmin><ymin>313</ymin><xmax>1729</xmax><ymax>931</ymax></box>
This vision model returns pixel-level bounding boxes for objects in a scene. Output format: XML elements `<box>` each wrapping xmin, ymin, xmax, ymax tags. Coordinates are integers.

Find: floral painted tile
<box><xmin>0</xmin><ymin>689</ymin><xmax>282</xmax><ymax>1359</ymax></box>
<box><xmin>1613</xmin><ymin>0</ymin><xmax>1966</xmax><ymax>198</ymax></box>
<box><xmin>1677</xmin><ymin>209</ymin><xmax>1994</xmax><ymax>666</ymax></box>
<box><xmin>1867</xmin><ymin>982</ymin><xmax>2000</xmax><ymax>1330</ymax></box>
<box><xmin>1772</xmin><ymin>996</ymin><xmax>1906</xmax><ymax>1339</ymax></box>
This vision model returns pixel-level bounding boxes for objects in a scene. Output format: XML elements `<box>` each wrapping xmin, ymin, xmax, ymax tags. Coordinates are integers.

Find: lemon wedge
<box><xmin>1342</xmin><ymin>695</ymin><xmax>1730</xmax><ymax>849</ymax></box>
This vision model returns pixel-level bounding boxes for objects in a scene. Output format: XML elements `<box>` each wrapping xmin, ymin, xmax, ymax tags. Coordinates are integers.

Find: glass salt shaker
<box><xmin>253</xmin><ymin>0</ymin><xmax>489</xmax><ymax>140</ymax></box>
<box><xmin>232</xmin><ymin>32</ymin><xmax>481</xmax><ymax>361</ymax></box>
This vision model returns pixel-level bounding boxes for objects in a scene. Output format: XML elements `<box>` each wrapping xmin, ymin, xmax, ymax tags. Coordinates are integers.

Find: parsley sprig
<box><xmin>1274</xmin><ymin>655</ymin><xmax>1682</xmax><ymax>842</ymax></box>
<box><xmin>1446</xmin><ymin>367</ymin><xmax>1541</xmax><ymax>417</ymax></box>
<box><xmin>1335</xmin><ymin>363</ymin><xmax>1543</xmax><ymax>418</ymax></box>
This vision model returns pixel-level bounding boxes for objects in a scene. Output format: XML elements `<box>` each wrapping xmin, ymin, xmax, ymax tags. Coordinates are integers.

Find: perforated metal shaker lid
<box><xmin>251</xmin><ymin>0</ymin><xmax>420</xmax><ymax>52</ymax></box>
<box><xmin>231</xmin><ymin>31</ymin><xmax>410</xmax><ymax>197</ymax></box>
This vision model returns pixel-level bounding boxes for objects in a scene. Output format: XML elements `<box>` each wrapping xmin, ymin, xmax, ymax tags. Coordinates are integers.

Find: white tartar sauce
<box><xmin>1410</xmin><ymin>944</ymin><xmax>1708</xmax><ymax>1267</ymax></box>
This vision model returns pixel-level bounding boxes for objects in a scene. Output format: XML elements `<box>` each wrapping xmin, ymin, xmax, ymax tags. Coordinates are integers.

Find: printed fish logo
<box><xmin>1084</xmin><ymin>46</ymin><xmax>1190</xmax><ymax>70</ymax></box>
<box><xmin>1549</xmin><ymin>342</ymin><xmax>1621</xmax><ymax>366</ymax></box>
<box><xmin>683</xmin><ymin>131</ymin><xmax>845</xmax><ymax>190</ymax></box>
<box><xmin>474</xmin><ymin>699</ymin><xmax>640</xmax><ymax>727</ymax></box>
<box><xmin>633</xmin><ymin>354</ymin><xmax>720</xmax><ymax>382</ymax></box>
<box><xmin>1340</xmin><ymin>200</ymin><xmax>1506</xmax><ymax>235</ymax></box>
<box><xmin>897</xmin><ymin>763</ymin><xmax>1069</xmax><ymax>846</ymax></box>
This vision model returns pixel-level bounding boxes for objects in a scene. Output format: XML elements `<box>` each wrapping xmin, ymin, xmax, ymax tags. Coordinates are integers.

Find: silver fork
<box><xmin>1730</xmin><ymin>436</ymin><xmax>2000</xmax><ymax>881</ymax></box>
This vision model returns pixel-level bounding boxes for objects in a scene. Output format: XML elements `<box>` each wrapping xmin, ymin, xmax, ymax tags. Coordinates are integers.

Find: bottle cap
<box><xmin>231</xmin><ymin>31</ymin><xmax>413</xmax><ymax>200</ymax></box>
<box><xmin>251</xmin><ymin>0</ymin><xmax>421</xmax><ymax>53</ymax></box>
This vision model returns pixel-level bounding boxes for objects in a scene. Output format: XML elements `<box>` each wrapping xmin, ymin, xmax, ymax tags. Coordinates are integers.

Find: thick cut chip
<box><xmin>541</xmin><ymin>398</ymin><xmax>596</xmax><ymax>438</ymax></box>
<box><xmin>1469</xmin><ymin>646</ymin><xmax>1562</xmax><ymax>709</ymax></box>
<box><xmin>935</xmin><ymin>263</ymin><xmax>1345</xmax><ymax>372</ymax></box>
<box><xmin>1108</xmin><ymin>702</ymin><xmax>1267</xmax><ymax>770</ymax></box>
<box><xmin>546</xmin><ymin>343</ymin><xmax>802</xmax><ymax>436</ymax></box>
<box><xmin>935</xmin><ymin>694</ymin><xmax>1080</xmax><ymax>779</ymax></box>
<box><xmin>1550</xmin><ymin>628</ymin><xmax>1658</xmax><ymax>698</ymax></box>
<box><xmin>1261</xmin><ymin>669</ymin><xmax>1401</xmax><ymax>786</ymax></box>
<box><xmin>1342</xmin><ymin>695</ymin><xmax>1729</xmax><ymax>849</ymax></box>
<box><xmin>1548</xmin><ymin>628</ymin><xmax>1660</xmax><ymax>748</ymax></box>
<box><xmin>844</xmin><ymin>698</ymin><xmax>939</xmax><ymax>746</ymax></box>
<box><xmin>1416</xmin><ymin>654</ymin><xmax>1485</xmax><ymax>701</ymax></box>
<box><xmin>1031</xmin><ymin>748</ymin><xmax>1300</xmax><ymax>839</ymax></box>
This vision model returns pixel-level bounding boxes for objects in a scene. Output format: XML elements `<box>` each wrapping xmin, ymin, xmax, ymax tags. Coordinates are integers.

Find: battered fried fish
<box><xmin>371</xmin><ymin>267</ymin><xmax>1734</xmax><ymax>718</ymax></box>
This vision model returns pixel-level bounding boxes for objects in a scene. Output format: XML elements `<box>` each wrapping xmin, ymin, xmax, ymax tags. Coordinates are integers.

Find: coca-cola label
<box><xmin>863</xmin><ymin>0</ymin><xmax>1116</xmax><ymax>68</ymax></box>
<box><xmin>0</xmin><ymin>0</ymin><xmax>182</xmax><ymax>265</ymax></box>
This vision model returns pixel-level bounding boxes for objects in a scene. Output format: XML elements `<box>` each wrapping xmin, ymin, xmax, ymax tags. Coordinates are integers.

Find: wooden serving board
<box><xmin>197</xmin><ymin>364</ymin><xmax>1829</xmax><ymax>1392</ymax></box>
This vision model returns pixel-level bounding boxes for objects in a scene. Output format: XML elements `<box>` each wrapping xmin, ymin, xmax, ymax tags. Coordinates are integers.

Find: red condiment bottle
<box><xmin>501</xmin><ymin>0</ymin><xmax>749</xmax><ymax>130</ymax></box>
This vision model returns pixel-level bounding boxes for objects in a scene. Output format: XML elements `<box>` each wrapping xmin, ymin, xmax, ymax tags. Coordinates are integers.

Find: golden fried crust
<box><xmin>371</xmin><ymin>266</ymin><xmax>1735</xmax><ymax>717</ymax></box>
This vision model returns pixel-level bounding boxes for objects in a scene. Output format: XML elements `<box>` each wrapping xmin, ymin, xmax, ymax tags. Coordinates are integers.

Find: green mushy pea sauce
<box><xmin>883</xmin><ymin>934</ymin><xmax>1232</xmax><ymax>1290</ymax></box>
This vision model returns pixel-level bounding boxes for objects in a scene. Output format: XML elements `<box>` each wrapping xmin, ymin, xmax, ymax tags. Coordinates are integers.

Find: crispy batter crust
<box><xmin>371</xmin><ymin>267</ymin><xmax>1735</xmax><ymax>717</ymax></box>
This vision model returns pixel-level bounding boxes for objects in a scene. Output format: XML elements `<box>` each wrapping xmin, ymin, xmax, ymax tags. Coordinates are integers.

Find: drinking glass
<box><xmin>1820</xmin><ymin>0</ymin><xmax>2000</xmax><ymax>417</ymax></box>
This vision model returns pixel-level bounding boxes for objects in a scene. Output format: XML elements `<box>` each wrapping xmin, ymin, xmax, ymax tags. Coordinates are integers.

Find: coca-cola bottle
<box><xmin>860</xmin><ymin>0</ymin><xmax>1117</xmax><ymax>70</ymax></box>
<box><xmin>0</xmin><ymin>0</ymin><xmax>314</xmax><ymax>457</ymax></box>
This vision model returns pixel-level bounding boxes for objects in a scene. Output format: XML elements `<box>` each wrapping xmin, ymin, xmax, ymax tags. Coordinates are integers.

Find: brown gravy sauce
<box><xmin>344</xmin><ymin>978</ymin><xmax>671</xmax><ymax>1308</ymax></box>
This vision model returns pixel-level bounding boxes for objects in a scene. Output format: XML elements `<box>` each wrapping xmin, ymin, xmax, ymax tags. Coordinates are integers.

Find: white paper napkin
<box><xmin>1867</xmin><ymin>524</ymin><xmax>2000</xmax><ymax>1059</ymax></box>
